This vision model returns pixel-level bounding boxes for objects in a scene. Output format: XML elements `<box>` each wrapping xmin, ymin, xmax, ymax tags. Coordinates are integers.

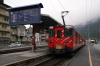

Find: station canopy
<box><xmin>41</xmin><ymin>14</ymin><xmax>62</xmax><ymax>30</ymax></box>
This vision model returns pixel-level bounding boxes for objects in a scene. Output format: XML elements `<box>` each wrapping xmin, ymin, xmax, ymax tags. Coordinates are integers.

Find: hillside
<box><xmin>75</xmin><ymin>18</ymin><xmax>100</xmax><ymax>40</ymax></box>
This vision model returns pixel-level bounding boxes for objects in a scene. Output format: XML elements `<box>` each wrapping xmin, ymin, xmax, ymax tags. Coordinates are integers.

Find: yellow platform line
<box><xmin>88</xmin><ymin>45</ymin><xmax>93</xmax><ymax>66</ymax></box>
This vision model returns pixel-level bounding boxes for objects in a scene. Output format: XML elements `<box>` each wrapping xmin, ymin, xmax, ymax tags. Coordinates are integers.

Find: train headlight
<box><xmin>65</xmin><ymin>40</ymin><xmax>69</xmax><ymax>43</ymax></box>
<box><xmin>50</xmin><ymin>40</ymin><xmax>54</xmax><ymax>43</ymax></box>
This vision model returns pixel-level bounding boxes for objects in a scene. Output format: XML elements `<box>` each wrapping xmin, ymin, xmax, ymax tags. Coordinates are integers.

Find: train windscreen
<box><xmin>57</xmin><ymin>30</ymin><xmax>62</xmax><ymax>38</ymax></box>
<box><xmin>64</xmin><ymin>29</ymin><xmax>73</xmax><ymax>37</ymax></box>
<box><xmin>49</xmin><ymin>30</ymin><xmax>55</xmax><ymax>37</ymax></box>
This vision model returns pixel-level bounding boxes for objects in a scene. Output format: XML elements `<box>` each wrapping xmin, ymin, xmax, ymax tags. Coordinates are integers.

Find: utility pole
<box><xmin>88</xmin><ymin>26</ymin><xmax>90</xmax><ymax>43</ymax></box>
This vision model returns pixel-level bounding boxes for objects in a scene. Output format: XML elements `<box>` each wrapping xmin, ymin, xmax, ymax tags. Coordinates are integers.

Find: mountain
<box><xmin>75</xmin><ymin>18</ymin><xmax>100</xmax><ymax>40</ymax></box>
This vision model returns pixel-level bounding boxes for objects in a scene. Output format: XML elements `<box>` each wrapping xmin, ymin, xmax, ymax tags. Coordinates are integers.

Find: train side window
<box><xmin>75</xmin><ymin>32</ymin><xmax>78</xmax><ymax>44</ymax></box>
<box><xmin>49</xmin><ymin>30</ymin><xmax>55</xmax><ymax>37</ymax></box>
<box><xmin>64</xmin><ymin>29</ymin><xmax>73</xmax><ymax>37</ymax></box>
<box><xmin>57</xmin><ymin>30</ymin><xmax>62</xmax><ymax>38</ymax></box>
<box><xmin>69</xmin><ymin>29</ymin><xmax>73</xmax><ymax>36</ymax></box>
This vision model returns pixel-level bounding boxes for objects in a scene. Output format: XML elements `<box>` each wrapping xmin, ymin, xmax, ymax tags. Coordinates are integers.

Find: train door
<box><xmin>48</xmin><ymin>29</ymin><xmax>55</xmax><ymax>48</ymax></box>
<box><xmin>54</xmin><ymin>27</ymin><xmax>64</xmax><ymax>49</ymax></box>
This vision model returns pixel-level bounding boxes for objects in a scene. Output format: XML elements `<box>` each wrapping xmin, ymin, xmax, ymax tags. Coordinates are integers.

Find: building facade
<box><xmin>0</xmin><ymin>1</ymin><xmax>11</xmax><ymax>44</ymax></box>
<box><xmin>0</xmin><ymin>1</ymin><xmax>27</xmax><ymax>44</ymax></box>
<box><xmin>11</xmin><ymin>25</ymin><xmax>27</xmax><ymax>42</ymax></box>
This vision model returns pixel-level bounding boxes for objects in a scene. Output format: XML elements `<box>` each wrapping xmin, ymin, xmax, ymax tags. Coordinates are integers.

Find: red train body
<box><xmin>48</xmin><ymin>25</ymin><xmax>85</xmax><ymax>53</ymax></box>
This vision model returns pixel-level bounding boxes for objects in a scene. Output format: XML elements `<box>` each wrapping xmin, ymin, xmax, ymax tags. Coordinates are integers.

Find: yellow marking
<box><xmin>88</xmin><ymin>45</ymin><xmax>93</xmax><ymax>66</ymax></box>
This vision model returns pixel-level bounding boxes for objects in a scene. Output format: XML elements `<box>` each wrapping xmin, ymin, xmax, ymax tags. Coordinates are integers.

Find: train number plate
<box><xmin>56</xmin><ymin>44</ymin><xmax>62</xmax><ymax>49</ymax></box>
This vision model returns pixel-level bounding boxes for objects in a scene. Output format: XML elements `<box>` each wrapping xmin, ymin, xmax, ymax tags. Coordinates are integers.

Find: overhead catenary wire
<box><xmin>49</xmin><ymin>0</ymin><xmax>60</xmax><ymax>16</ymax></box>
<box><xmin>57</xmin><ymin>0</ymin><xmax>76</xmax><ymax>25</ymax></box>
<box><xmin>92</xmin><ymin>0</ymin><xmax>96</xmax><ymax>20</ymax></box>
<box><xmin>86</xmin><ymin>0</ymin><xmax>88</xmax><ymax>23</ymax></box>
<box><xmin>90</xmin><ymin>0</ymin><xmax>93</xmax><ymax>21</ymax></box>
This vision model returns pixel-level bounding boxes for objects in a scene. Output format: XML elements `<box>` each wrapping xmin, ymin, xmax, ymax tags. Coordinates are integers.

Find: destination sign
<box><xmin>9</xmin><ymin>8</ymin><xmax>40</xmax><ymax>26</ymax></box>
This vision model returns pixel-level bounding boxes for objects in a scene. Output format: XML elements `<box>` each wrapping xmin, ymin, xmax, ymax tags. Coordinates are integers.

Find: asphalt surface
<box><xmin>0</xmin><ymin>41</ymin><xmax>48</xmax><ymax>66</ymax></box>
<box><xmin>67</xmin><ymin>45</ymin><xmax>90</xmax><ymax>66</ymax></box>
<box><xmin>67</xmin><ymin>44</ymin><xmax>100</xmax><ymax>66</ymax></box>
<box><xmin>90</xmin><ymin>44</ymin><xmax>100</xmax><ymax>66</ymax></box>
<box><xmin>0</xmin><ymin>48</ymin><xmax>49</xmax><ymax>66</ymax></box>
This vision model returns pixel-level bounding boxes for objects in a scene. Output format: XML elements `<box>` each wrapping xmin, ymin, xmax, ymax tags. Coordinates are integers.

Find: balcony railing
<box><xmin>0</xmin><ymin>28</ymin><xmax>12</xmax><ymax>32</ymax></box>
<box><xmin>0</xmin><ymin>11</ymin><xmax>9</xmax><ymax>16</ymax></box>
<box><xmin>0</xmin><ymin>19</ymin><xmax>9</xmax><ymax>24</ymax></box>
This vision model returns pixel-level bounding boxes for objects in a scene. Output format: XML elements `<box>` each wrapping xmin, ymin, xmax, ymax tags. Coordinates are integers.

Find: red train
<box><xmin>48</xmin><ymin>25</ymin><xmax>85</xmax><ymax>53</ymax></box>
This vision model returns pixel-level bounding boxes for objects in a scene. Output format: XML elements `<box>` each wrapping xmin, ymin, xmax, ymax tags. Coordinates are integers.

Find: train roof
<box><xmin>65</xmin><ymin>25</ymin><xmax>74</xmax><ymax>29</ymax></box>
<box><xmin>49</xmin><ymin>25</ymin><xmax>74</xmax><ymax>29</ymax></box>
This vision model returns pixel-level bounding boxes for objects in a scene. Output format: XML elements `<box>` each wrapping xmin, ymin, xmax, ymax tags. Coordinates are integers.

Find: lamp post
<box><xmin>61</xmin><ymin>11</ymin><xmax>69</xmax><ymax>26</ymax></box>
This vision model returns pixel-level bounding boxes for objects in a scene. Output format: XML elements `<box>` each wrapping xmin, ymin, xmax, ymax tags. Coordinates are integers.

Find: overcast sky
<box><xmin>4</xmin><ymin>0</ymin><xmax>100</xmax><ymax>27</ymax></box>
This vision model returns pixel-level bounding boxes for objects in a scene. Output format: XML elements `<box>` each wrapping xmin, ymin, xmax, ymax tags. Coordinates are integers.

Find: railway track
<box><xmin>34</xmin><ymin>54</ymin><xmax>72</xmax><ymax>66</ymax></box>
<box><xmin>30</xmin><ymin>47</ymin><xmax>83</xmax><ymax>66</ymax></box>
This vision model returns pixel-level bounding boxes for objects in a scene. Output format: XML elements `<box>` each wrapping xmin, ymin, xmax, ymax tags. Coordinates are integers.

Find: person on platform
<box><xmin>30</xmin><ymin>36</ymin><xmax>36</xmax><ymax>52</ymax></box>
<box><xmin>31</xmin><ymin>37</ymin><xmax>35</xmax><ymax>45</ymax></box>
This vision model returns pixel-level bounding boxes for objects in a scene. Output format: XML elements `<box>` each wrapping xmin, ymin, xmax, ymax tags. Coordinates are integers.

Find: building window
<box><xmin>64</xmin><ymin>29</ymin><xmax>73</xmax><ymax>37</ymax></box>
<box><xmin>49</xmin><ymin>30</ymin><xmax>55</xmax><ymax>37</ymax></box>
<box><xmin>2</xmin><ymin>33</ymin><xmax>6</xmax><ymax>37</ymax></box>
<box><xmin>4</xmin><ymin>18</ymin><xmax>8</xmax><ymax>21</ymax></box>
<box><xmin>57</xmin><ymin>30</ymin><xmax>62</xmax><ymax>38</ymax></box>
<box><xmin>2</xmin><ymin>25</ymin><xmax>7</xmax><ymax>29</ymax></box>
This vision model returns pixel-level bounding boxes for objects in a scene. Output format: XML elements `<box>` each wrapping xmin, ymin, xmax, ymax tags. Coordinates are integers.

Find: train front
<box><xmin>48</xmin><ymin>26</ymin><xmax>73</xmax><ymax>54</ymax></box>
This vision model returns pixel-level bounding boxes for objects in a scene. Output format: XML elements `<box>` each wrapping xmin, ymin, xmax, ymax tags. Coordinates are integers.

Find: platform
<box><xmin>67</xmin><ymin>44</ymin><xmax>100</xmax><ymax>66</ymax></box>
<box><xmin>0</xmin><ymin>48</ymin><xmax>49</xmax><ymax>66</ymax></box>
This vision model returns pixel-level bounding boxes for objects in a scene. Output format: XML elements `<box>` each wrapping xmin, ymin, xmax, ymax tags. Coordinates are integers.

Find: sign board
<box><xmin>7</xmin><ymin>3</ymin><xmax>43</xmax><ymax>26</ymax></box>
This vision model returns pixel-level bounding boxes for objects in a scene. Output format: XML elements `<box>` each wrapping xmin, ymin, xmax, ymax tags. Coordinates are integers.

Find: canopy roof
<box><xmin>41</xmin><ymin>14</ymin><xmax>62</xmax><ymax>30</ymax></box>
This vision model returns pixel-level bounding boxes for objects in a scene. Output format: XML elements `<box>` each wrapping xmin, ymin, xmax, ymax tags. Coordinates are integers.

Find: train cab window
<box><xmin>57</xmin><ymin>30</ymin><xmax>62</xmax><ymax>38</ymax></box>
<box><xmin>64</xmin><ymin>29</ymin><xmax>73</xmax><ymax>37</ymax></box>
<box><xmin>49</xmin><ymin>30</ymin><xmax>55</xmax><ymax>37</ymax></box>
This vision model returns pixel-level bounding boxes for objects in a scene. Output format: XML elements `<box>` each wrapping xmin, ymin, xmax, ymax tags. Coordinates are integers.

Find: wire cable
<box><xmin>49</xmin><ymin>0</ymin><xmax>60</xmax><ymax>16</ymax></box>
<box><xmin>58</xmin><ymin>0</ymin><xmax>66</xmax><ymax>10</ymax></box>
<box><xmin>57</xmin><ymin>0</ymin><xmax>76</xmax><ymax>25</ymax></box>
<box><xmin>86</xmin><ymin>0</ymin><xmax>88</xmax><ymax>23</ymax></box>
<box><xmin>90</xmin><ymin>0</ymin><xmax>93</xmax><ymax>21</ymax></box>
<box><xmin>92</xmin><ymin>0</ymin><xmax>96</xmax><ymax>19</ymax></box>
